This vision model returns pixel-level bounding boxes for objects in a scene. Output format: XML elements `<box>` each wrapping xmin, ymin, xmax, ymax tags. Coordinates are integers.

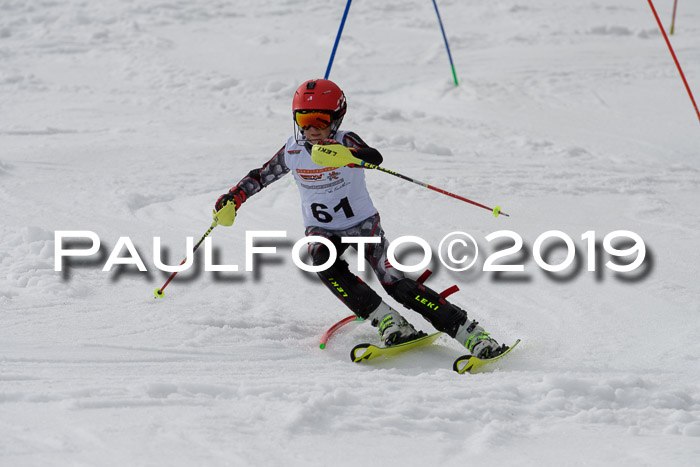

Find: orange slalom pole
<box><xmin>670</xmin><ymin>0</ymin><xmax>678</xmax><ymax>35</ymax></box>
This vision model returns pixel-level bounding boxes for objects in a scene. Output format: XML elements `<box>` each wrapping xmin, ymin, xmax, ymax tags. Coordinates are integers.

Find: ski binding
<box><xmin>453</xmin><ymin>339</ymin><xmax>520</xmax><ymax>374</ymax></box>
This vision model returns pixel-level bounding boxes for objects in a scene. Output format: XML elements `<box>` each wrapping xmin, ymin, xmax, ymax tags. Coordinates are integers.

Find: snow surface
<box><xmin>2</xmin><ymin>0</ymin><xmax>700</xmax><ymax>465</ymax></box>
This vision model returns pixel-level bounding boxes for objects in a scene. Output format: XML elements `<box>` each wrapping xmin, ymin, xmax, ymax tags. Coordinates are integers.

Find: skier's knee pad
<box><xmin>389</xmin><ymin>278</ymin><xmax>467</xmax><ymax>337</ymax></box>
<box><xmin>310</xmin><ymin>243</ymin><xmax>381</xmax><ymax>320</ymax></box>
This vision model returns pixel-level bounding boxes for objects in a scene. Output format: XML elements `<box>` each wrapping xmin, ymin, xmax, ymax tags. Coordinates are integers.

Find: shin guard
<box><xmin>389</xmin><ymin>278</ymin><xmax>468</xmax><ymax>337</ymax></box>
<box><xmin>312</xmin><ymin>241</ymin><xmax>382</xmax><ymax>320</ymax></box>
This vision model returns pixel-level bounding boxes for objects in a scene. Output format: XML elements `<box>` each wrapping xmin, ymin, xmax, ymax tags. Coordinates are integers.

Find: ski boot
<box><xmin>369</xmin><ymin>302</ymin><xmax>427</xmax><ymax>347</ymax></box>
<box><xmin>454</xmin><ymin>319</ymin><xmax>506</xmax><ymax>359</ymax></box>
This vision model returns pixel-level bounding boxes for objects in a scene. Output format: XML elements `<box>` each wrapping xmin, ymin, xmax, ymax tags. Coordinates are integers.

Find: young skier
<box><xmin>215</xmin><ymin>78</ymin><xmax>505</xmax><ymax>357</ymax></box>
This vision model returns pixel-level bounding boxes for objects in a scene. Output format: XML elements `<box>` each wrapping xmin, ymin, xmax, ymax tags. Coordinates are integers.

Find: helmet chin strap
<box><xmin>293</xmin><ymin>122</ymin><xmax>305</xmax><ymax>145</ymax></box>
<box><xmin>329</xmin><ymin>116</ymin><xmax>343</xmax><ymax>139</ymax></box>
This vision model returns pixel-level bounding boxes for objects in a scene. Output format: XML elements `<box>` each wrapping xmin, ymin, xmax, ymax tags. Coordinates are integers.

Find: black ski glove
<box><xmin>353</xmin><ymin>147</ymin><xmax>383</xmax><ymax>165</ymax></box>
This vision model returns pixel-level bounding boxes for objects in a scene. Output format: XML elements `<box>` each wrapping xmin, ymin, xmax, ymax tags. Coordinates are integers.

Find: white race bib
<box><xmin>284</xmin><ymin>131</ymin><xmax>378</xmax><ymax>229</ymax></box>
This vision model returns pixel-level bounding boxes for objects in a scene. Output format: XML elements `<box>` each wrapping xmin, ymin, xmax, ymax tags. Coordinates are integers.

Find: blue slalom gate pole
<box><xmin>432</xmin><ymin>0</ymin><xmax>459</xmax><ymax>86</ymax></box>
<box><xmin>325</xmin><ymin>0</ymin><xmax>353</xmax><ymax>79</ymax></box>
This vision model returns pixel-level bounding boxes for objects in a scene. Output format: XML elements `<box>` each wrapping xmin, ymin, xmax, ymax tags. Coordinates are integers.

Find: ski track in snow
<box><xmin>1</xmin><ymin>0</ymin><xmax>700</xmax><ymax>465</ymax></box>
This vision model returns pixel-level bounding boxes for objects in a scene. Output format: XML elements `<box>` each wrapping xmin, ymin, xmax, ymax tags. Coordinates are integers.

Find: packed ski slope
<box><xmin>2</xmin><ymin>0</ymin><xmax>700</xmax><ymax>465</ymax></box>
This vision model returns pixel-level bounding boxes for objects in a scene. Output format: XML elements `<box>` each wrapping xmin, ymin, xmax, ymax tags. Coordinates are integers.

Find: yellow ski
<box><xmin>453</xmin><ymin>339</ymin><xmax>521</xmax><ymax>374</ymax></box>
<box><xmin>351</xmin><ymin>332</ymin><xmax>443</xmax><ymax>363</ymax></box>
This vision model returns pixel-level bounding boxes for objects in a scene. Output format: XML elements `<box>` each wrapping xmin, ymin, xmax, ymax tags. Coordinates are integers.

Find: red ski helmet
<box><xmin>292</xmin><ymin>79</ymin><xmax>347</xmax><ymax>141</ymax></box>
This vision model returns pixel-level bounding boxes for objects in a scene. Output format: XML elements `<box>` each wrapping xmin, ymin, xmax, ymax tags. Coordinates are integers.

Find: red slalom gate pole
<box><xmin>320</xmin><ymin>315</ymin><xmax>361</xmax><ymax>349</ymax></box>
<box><xmin>647</xmin><ymin>0</ymin><xmax>700</xmax><ymax>124</ymax></box>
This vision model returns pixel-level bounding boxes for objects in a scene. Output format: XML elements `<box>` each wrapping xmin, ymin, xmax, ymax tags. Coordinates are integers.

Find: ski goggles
<box><xmin>295</xmin><ymin>110</ymin><xmax>333</xmax><ymax>130</ymax></box>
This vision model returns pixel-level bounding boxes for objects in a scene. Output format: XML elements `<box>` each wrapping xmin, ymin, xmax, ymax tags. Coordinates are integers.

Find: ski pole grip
<box><xmin>311</xmin><ymin>144</ymin><xmax>363</xmax><ymax>167</ymax></box>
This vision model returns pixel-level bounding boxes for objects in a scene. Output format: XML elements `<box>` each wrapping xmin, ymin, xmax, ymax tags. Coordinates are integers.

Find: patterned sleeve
<box><xmin>342</xmin><ymin>131</ymin><xmax>369</xmax><ymax>150</ymax></box>
<box><xmin>228</xmin><ymin>145</ymin><xmax>289</xmax><ymax>206</ymax></box>
<box><xmin>342</xmin><ymin>132</ymin><xmax>383</xmax><ymax>166</ymax></box>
